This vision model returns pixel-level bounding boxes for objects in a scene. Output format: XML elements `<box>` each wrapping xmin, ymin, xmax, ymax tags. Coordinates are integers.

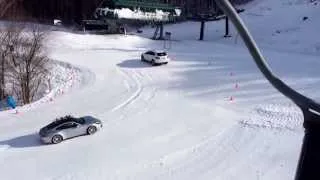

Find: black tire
<box><xmin>141</xmin><ymin>55</ymin><xmax>145</xmax><ymax>62</ymax></box>
<box><xmin>151</xmin><ymin>60</ymin><xmax>156</xmax><ymax>66</ymax></box>
<box><xmin>87</xmin><ymin>126</ymin><xmax>97</xmax><ymax>135</ymax></box>
<box><xmin>52</xmin><ymin>135</ymin><xmax>63</xmax><ymax>144</ymax></box>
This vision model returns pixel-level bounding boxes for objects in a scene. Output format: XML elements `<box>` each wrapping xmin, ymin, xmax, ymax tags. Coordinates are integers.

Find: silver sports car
<box><xmin>39</xmin><ymin>115</ymin><xmax>103</xmax><ymax>144</ymax></box>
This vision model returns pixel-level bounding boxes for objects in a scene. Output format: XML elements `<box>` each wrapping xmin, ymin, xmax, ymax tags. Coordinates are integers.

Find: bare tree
<box><xmin>0</xmin><ymin>30</ymin><xmax>9</xmax><ymax>100</ymax></box>
<box><xmin>0</xmin><ymin>0</ymin><xmax>16</xmax><ymax>18</ymax></box>
<box><xmin>6</xmin><ymin>25</ymin><xmax>49</xmax><ymax>104</ymax></box>
<box><xmin>0</xmin><ymin>24</ymin><xmax>21</xmax><ymax>100</ymax></box>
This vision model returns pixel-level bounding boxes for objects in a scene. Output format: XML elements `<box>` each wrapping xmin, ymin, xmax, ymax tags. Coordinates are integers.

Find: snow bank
<box><xmin>96</xmin><ymin>8</ymin><xmax>171</xmax><ymax>21</ymax></box>
<box><xmin>0</xmin><ymin>60</ymin><xmax>83</xmax><ymax>113</ymax></box>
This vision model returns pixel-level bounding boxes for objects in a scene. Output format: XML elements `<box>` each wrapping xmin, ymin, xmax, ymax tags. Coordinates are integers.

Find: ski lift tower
<box><xmin>164</xmin><ymin>31</ymin><xmax>172</xmax><ymax>50</ymax></box>
<box><xmin>188</xmin><ymin>1</ymin><xmax>244</xmax><ymax>41</ymax></box>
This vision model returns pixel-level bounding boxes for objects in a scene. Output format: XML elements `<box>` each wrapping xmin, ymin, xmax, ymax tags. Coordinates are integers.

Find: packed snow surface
<box><xmin>0</xmin><ymin>0</ymin><xmax>319</xmax><ymax>179</ymax></box>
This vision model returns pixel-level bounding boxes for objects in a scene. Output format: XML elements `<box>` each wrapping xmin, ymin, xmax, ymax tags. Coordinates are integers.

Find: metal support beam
<box><xmin>159</xmin><ymin>22</ymin><xmax>164</xmax><ymax>40</ymax></box>
<box><xmin>199</xmin><ymin>20</ymin><xmax>205</xmax><ymax>40</ymax></box>
<box><xmin>224</xmin><ymin>16</ymin><xmax>231</xmax><ymax>38</ymax></box>
<box><xmin>214</xmin><ymin>1</ymin><xmax>320</xmax><ymax>179</ymax></box>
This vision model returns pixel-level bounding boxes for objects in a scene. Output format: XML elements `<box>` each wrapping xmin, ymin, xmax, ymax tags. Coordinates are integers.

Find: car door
<box><xmin>144</xmin><ymin>51</ymin><xmax>153</xmax><ymax>62</ymax></box>
<box><xmin>149</xmin><ymin>51</ymin><xmax>156</xmax><ymax>61</ymax></box>
<box><xmin>69</xmin><ymin>121</ymin><xmax>85</xmax><ymax>136</ymax></box>
<box><xmin>56</xmin><ymin>122</ymin><xmax>81</xmax><ymax>139</ymax></box>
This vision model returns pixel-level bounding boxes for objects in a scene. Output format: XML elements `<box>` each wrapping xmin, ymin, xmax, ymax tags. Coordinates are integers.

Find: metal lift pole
<box><xmin>199</xmin><ymin>20</ymin><xmax>205</xmax><ymax>40</ymax></box>
<box><xmin>224</xmin><ymin>16</ymin><xmax>231</xmax><ymax>37</ymax></box>
<box><xmin>215</xmin><ymin>1</ymin><xmax>320</xmax><ymax>180</ymax></box>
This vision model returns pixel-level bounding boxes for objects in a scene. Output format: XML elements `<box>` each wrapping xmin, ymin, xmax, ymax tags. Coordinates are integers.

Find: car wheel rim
<box><xmin>53</xmin><ymin>136</ymin><xmax>62</xmax><ymax>143</ymax></box>
<box><xmin>88</xmin><ymin>127</ymin><xmax>96</xmax><ymax>134</ymax></box>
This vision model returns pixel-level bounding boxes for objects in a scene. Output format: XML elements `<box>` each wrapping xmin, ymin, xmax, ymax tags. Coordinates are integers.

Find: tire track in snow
<box><xmin>133</xmin><ymin>124</ymin><xmax>300</xmax><ymax>180</ymax></box>
<box><xmin>107</xmin><ymin>67</ymin><xmax>158</xmax><ymax>127</ymax></box>
<box><xmin>111</xmin><ymin>67</ymin><xmax>143</xmax><ymax>112</ymax></box>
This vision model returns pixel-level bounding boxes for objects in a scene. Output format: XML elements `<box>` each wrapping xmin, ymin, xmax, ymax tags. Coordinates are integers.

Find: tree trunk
<box><xmin>0</xmin><ymin>55</ymin><xmax>5</xmax><ymax>100</ymax></box>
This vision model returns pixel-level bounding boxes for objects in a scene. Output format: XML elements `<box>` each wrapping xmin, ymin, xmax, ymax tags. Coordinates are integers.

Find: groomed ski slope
<box><xmin>0</xmin><ymin>0</ymin><xmax>319</xmax><ymax>179</ymax></box>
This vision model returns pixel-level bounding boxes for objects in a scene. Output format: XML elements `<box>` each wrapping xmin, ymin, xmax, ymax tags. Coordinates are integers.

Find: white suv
<box><xmin>141</xmin><ymin>50</ymin><xmax>169</xmax><ymax>66</ymax></box>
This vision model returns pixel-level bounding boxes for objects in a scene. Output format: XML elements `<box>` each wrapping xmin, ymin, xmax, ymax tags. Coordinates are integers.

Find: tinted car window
<box><xmin>146</xmin><ymin>51</ymin><xmax>155</xmax><ymax>55</ymax></box>
<box><xmin>46</xmin><ymin>122</ymin><xmax>60</xmax><ymax>130</ymax></box>
<box><xmin>157</xmin><ymin>52</ymin><xmax>167</xmax><ymax>56</ymax></box>
<box><xmin>56</xmin><ymin>122</ymin><xmax>77</xmax><ymax>131</ymax></box>
<box><xmin>46</xmin><ymin>121</ymin><xmax>67</xmax><ymax>130</ymax></box>
<box><xmin>46</xmin><ymin>116</ymin><xmax>76</xmax><ymax>129</ymax></box>
<box><xmin>76</xmin><ymin>118</ymin><xmax>86</xmax><ymax>125</ymax></box>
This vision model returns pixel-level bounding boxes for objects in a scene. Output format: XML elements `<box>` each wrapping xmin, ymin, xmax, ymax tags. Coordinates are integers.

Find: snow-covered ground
<box><xmin>0</xmin><ymin>0</ymin><xmax>319</xmax><ymax>179</ymax></box>
<box><xmin>139</xmin><ymin>0</ymin><xmax>320</xmax><ymax>55</ymax></box>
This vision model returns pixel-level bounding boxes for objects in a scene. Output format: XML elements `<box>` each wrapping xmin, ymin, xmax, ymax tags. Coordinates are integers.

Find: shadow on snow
<box><xmin>0</xmin><ymin>133</ymin><xmax>43</xmax><ymax>148</ymax></box>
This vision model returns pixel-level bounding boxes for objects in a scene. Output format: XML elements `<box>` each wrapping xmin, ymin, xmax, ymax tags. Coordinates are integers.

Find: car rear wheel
<box><xmin>52</xmin><ymin>135</ymin><xmax>63</xmax><ymax>144</ymax></box>
<box><xmin>87</xmin><ymin>126</ymin><xmax>97</xmax><ymax>135</ymax></box>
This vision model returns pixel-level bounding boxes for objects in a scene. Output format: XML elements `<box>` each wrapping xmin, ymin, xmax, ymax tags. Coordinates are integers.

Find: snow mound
<box><xmin>24</xmin><ymin>60</ymin><xmax>83</xmax><ymax>107</ymax></box>
<box><xmin>48</xmin><ymin>60</ymin><xmax>83</xmax><ymax>97</ymax></box>
<box><xmin>240</xmin><ymin>103</ymin><xmax>303</xmax><ymax>131</ymax></box>
<box><xmin>0</xmin><ymin>60</ymin><xmax>83</xmax><ymax>114</ymax></box>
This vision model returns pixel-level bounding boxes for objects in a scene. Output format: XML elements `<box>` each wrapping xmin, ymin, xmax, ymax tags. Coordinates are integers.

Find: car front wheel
<box><xmin>52</xmin><ymin>135</ymin><xmax>63</xmax><ymax>144</ymax></box>
<box><xmin>87</xmin><ymin>126</ymin><xmax>97</xmax><ymax>135</ymax></box>
<box><xmin>151</xmin><ymin>60</ymin><xmax>156</xmax><ymax>66</ymax></box>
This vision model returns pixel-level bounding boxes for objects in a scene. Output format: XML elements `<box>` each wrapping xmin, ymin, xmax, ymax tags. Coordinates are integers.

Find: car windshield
<box><xmin>76</xmin><ymin>118</ymin><xmax>86</xmax><ymax>124</ymax></box>
<box><xmin>157</xmin><ymin>52</ymin><xmax>167</xmax><ymax>56</ymax></box>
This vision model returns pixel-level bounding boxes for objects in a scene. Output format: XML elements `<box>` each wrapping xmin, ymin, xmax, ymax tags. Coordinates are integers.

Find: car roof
<box><xmin>147</xmin><ymin>50</ymin><xmax>167</xmax><ymax>53</ymax></box>
<box><xmin>46</xmin><ymin>115</ymin><xmax>77</xmax><ymax>129</ymax></box>
<box><xmin>154</xmin><ymin>50</ymin><xmax>167</xmax><ymax>53</ymax></box>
